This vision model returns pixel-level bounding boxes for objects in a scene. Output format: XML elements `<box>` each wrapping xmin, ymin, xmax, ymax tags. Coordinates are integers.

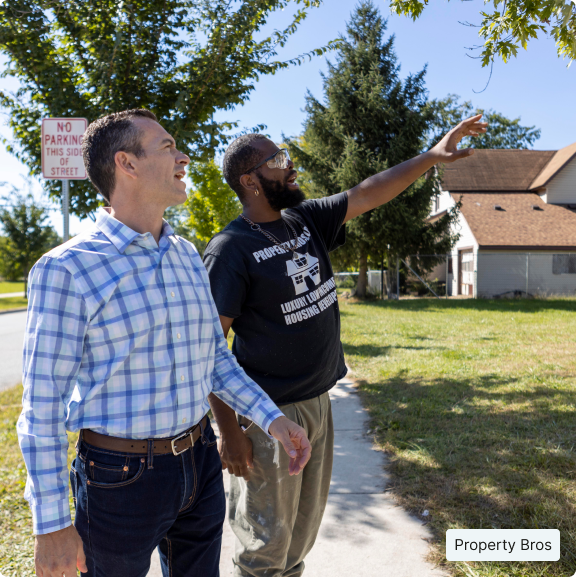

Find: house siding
<box><xmin>450</xmin><ymin>211</ymin><xmax>478</xmax><ymax>296</ymax></box>
<box><xmin>545</xmin><ymin>157</ymin><xmax>576</xmax><ymax>205</ymax></box>
<box><xmin>476</xmin><ymin>251</ymin><xmax>576</xmax><ymax>297</ymax></box>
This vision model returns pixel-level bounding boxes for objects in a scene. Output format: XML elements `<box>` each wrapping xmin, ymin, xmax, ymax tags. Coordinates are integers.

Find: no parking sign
<box><xmin>41</xmin><ymin>117</ymin><xmax>87</xmax><ymax>179</ymax></box>
<box><xmin>41</xmin><ymin>117</ymin><xmax>88</xmax><ymax>241</ymax></box>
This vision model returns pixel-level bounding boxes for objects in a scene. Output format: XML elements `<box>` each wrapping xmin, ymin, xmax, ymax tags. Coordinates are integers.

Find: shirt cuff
<box><xmin>31</xmin><ymin>498</ymin><xmax>72</xmax><ymax>535</ymax></box>
<box><xmin>249</xmin><ymin>402</ymin><xmax>285</xmax><ymax>438</ymax></box>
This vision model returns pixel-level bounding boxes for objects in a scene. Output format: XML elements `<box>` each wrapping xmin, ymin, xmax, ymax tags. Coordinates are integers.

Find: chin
<box><xmin>169</xmin><ymin>188</ymin><xmax>187</xmax><ymax>206</ymax></box>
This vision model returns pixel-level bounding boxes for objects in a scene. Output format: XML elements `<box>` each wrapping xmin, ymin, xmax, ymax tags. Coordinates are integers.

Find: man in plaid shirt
<box><xmin>17</xmin><ymin>109</ymin><xmax>311</xmax><ymax>577</ymax></box>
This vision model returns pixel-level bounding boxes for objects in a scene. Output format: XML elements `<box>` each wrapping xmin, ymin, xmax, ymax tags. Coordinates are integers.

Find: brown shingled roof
<box><xmin>530</xmin><ymin>142</ymin><xmax>576</xmax><ymax>189</ymax></box>
<box><xmin>441</xmin><ymin>150</ymin><xmax>556</xmax><ymax>191</ymax></box>
<box><xmin>453</xmin><ymin>193</ymin><xmax>576</xmax><ymax>249</ymax></box>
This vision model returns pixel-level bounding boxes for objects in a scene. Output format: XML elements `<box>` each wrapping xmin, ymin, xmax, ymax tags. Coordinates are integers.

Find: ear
<box><xmin>114</xmin><ymin>151</ymin><xmax>138</xmax><ymax>180</ymax></box>
<box><xmin>239</xmin><ymin>173</ymin><xmax>259</xmax><ymax>196</ymax></box>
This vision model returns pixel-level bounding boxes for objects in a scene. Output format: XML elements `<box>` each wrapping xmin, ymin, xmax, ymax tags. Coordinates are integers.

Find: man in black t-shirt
<box><xmin>204</xmin><ymin>115</ymin><xmax>487</xmax><ymax>577</ymax></box>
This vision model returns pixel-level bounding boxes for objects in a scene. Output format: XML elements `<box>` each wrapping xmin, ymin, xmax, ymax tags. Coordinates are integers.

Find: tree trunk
<box><xmin>23</xmin><ymin>266</ymin><xmax>28</xmax><ymax>298</ymax></box>
<box><xmin>356</xmin><ymin>251</ymin><xmax>368</xmax><ymax>299</ymax></box>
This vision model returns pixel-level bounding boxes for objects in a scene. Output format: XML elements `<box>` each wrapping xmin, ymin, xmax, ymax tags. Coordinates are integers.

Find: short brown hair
<box><xmin>82</xmin><ymin>109</ymin><xmax>158</xmax><ymax>202</ymax></box>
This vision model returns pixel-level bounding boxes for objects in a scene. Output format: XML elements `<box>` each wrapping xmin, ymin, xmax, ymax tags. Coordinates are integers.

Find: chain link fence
<box><xmin>476</xmin><ymin>253</ymin><xmax>576</xmax><ymax>298</ymax></box>
<box><xmin>425</xmin><ymin>252</ymin><xmax>576</xmax><ymax>298</ymax></box>
<box><xmin>334</xmin><ymin>265</ymin><xmax>400</xmax><ymax>298</ymax></box>
<box><xmin>336</xmin><ymin>252</ymin><xmax>576</xmax><ymax>299</ymax></box>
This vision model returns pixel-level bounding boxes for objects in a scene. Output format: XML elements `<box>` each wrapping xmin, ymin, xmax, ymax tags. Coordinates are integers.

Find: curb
<box><xmin>0</xmin><ymin>307</ymin><xmax>27</xmax><ymax>316</ymax></box>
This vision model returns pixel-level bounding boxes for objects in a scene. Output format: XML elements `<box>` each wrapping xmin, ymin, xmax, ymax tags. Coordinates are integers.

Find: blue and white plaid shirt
<box><xmin>17</xmin><ymin>208</ymin><xmax>283</xmax><ymax>535</ymax></box>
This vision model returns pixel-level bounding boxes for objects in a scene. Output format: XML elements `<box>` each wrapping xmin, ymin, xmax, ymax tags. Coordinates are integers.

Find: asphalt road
<box><xmin>0</xmin><ymin>310</ymin><xmax>26</xmax><ymax>392</ymax></box>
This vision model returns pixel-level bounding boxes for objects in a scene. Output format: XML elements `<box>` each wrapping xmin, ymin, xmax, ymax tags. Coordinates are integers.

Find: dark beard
<box><xmin>256</xmin><ymin>170</ymin><xmax>305</xmax><ymax>212</ymax></box>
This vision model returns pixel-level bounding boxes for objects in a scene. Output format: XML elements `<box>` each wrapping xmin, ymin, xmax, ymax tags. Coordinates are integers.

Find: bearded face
<box><xmin>256</xmin><ymin>169</ymin><xmax>305</xmax><ymax>212</ymax></box>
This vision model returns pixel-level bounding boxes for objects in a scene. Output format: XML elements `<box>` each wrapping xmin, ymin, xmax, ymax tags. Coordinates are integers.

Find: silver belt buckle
<box><xmin>171</xmin><ymin>429</ymin><xmax>193</xmax><ymax>456</ymax></box>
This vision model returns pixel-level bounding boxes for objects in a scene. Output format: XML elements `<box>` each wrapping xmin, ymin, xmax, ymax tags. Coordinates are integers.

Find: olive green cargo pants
<box><xmin>229</xmin><ymin>391</ymin><xmax>334</xmax><ymax>577</ymax></box>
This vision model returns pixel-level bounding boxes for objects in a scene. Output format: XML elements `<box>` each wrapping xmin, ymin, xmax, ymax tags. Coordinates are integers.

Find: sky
<box><xmin>0</xmin><ymin>0</ymin><xmax>574</xmax><ymax>237</ymax></box>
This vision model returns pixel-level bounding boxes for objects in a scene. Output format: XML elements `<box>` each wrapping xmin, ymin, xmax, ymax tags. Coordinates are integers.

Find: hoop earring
<box><xmin>254</xmin><ymin>190</ymin><xmax>259</xmax><ymax>197</ymax></box>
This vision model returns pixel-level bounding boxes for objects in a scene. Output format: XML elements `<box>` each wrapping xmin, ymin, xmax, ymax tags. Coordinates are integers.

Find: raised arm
<box><xmin>344</xmin><ymin>114</ymin><xmax>488</xmax><ymax>223</ymax></box>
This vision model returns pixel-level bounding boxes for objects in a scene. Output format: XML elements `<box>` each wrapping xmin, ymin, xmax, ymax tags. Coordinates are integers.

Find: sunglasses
<box><xmin>245</xmin><ymin>149</ymin><xmax>291</xmax><ymax>174</ymax></box>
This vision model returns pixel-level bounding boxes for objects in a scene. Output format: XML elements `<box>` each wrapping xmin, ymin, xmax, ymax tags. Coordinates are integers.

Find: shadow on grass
<box><xmin>347</xmin><ymin>298</ymin><xmax>576</xmax><ymax>314</ymax></box>
<box><xmin>356</xmin><ymin>373</ymin><xmax>576</xmax><ymax>575</ymax></box>
<box><xmin>343</xmin><ymin>342</ymin><xmax>447</xmax><ymax>358</ymax></box>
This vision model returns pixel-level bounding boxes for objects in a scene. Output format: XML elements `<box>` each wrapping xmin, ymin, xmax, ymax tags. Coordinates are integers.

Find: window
<box><xmin>461</xmin><ymin>252</ymin><xmax>474</xmax><ymax>272</ymax></box>
<box><xmin>552</xmin><ymin>254</ymin><xmax>576</xmax><ymax>274</ymax></box>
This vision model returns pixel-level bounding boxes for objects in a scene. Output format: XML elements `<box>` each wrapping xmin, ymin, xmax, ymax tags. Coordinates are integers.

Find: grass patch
<box><xmin>341</xmin><ymin>297</ymin><xmax>576</xmax><ymax>577</ymax></box>
<box><xmin>0</xmin><ymin>297</ymin><xmax>28</xmax><ymax>311</ymax></box>
<box><xmin>0</xmin><ymin>282</ymin><xmax>24</xmax><ymax>295</ymax></box>
<box><xmin>0</xmin><ymin>385</ymin><xmax>77</xmax><ymax>577</ymax></box>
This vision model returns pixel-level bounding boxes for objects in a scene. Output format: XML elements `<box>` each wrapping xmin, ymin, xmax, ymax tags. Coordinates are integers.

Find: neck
<box><xmin>242</xmin><ymin>203</ymin><xmax>281</xmax><ymax>223</ymax></box>
<box><xmin>109</xmin><ymin>196</ymin><xmax>165</xmax><ymax>244</ymax></box>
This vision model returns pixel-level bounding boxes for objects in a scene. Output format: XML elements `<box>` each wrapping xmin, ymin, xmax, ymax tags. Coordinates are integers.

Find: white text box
<box><xmin>446</xmin><ymin>529</ymin><xmax>560</xmax><ymax>561</ymax></box>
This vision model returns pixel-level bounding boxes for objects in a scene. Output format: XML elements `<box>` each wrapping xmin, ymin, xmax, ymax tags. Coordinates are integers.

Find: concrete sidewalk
<box><xmin>0</xmin><ymin>291</ymin><xmax>25</xmax><ymax>298</ymax></box>
<box><xmin>147</xmin><ymin>377</ymin><xmax>446</xmax><ymax>577</ymax></box>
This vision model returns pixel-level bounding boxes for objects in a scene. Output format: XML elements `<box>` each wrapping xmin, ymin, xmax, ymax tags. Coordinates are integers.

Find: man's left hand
<box><xmin>430</xmin><ymin>114</ymin><xmax>488</xmax><ymax>164</ymax></box>
<box><xmin>268</xmin><ymin>416</ymin><xmax>312</xmax><ymax>475</ymax></box>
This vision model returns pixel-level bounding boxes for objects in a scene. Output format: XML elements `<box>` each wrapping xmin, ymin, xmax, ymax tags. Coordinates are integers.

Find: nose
<box><xmin>287</xmin><ymin>158</ymin><xmax>295</xmax><ymax>170</ymax></box>
<box><xmin>177</xmin><ymin>150</ymin><xmax>190</xmax><ymax>166</ymax></box>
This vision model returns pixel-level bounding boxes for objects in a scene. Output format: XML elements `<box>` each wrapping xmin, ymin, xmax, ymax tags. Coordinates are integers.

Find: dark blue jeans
<box><xmin>70</xmin><ymin>418</ymin><xmax>225</xmax><ymax>577</ymax></box>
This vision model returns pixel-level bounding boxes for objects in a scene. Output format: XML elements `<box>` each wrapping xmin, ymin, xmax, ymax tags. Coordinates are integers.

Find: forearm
<box><xmin>208</xmin><ymin>393</ymin><xmax>242</xmax><ymax>433</ymax></box>
<box><xmin>211</xmin><ymin>355</ymin><xmax>283</xmax><ymax>434</ymax></box>
<box><xmin>210</xmin><ymin>309</ymin><xmax>283</xmax><ymax>433</ymax></box>
<box><xmin>345</xmin><ymin>150</ymin><xmax>438</xmax><ymax>222</ymax></box>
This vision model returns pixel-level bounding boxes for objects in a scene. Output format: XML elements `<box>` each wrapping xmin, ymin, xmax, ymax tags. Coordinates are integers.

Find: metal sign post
<box><xmin>62</xmin><ymin>179</ymin><xmax>70</xmax><ymax>241</ymax></box>
<box><xmin>41</xmin><ymin>117</ymin><xmax>88</xmax><ymax>242</ymax></box>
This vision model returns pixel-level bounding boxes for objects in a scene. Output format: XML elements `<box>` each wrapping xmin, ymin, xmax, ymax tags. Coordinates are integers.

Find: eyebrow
<box><xmin>160</xmin><ymin>138</ymin><xmax>176</xmax><ymax>147</ymax></box>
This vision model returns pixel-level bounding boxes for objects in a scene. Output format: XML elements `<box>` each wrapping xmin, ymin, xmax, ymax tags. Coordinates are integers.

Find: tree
<box><xmin>185</xmin><ymin>160</ymin><xmax>240</xmax><ymax>244</ymax></box>
<box><xmin>0</xmin><ymin>0</ymin><xmax>336</xmax><ymax>218</ymax></box>
<box><xmin>427</xmin><ymin>95</ymin><xmax>541</xmax><ymax>150</ymax></box>
<box><xmin>287</xmin><ymin>1</ymin><xmax>460</xmax><ymax>297</ymax></box>
<box><xmin>0</xmin><ymin>193</ymin><xmax>60</xmax><ymax>294</ymax></box>
<box><xmin>390</xmin><ymin>0</ymin><xmax>576</xmax><ymax>66</ymax></box>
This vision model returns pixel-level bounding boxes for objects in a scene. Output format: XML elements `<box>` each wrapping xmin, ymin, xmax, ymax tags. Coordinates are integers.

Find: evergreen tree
<box><xmin>287</xmin><ymin>1</ymin><xmax>459</xmax><ymax>297</ymax></box>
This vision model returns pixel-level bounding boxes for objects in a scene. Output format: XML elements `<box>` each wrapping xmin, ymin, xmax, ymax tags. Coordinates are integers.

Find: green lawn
<box><xmin>0</xmin><ymin>385</ymin><xmax>76</xmax><ymax>577</ymax></box>
<box><xmin>0</xmin><ymin>282</ymin><xmax>24</xmax><ymax>294</ymax></box>
<box><xmin>2</xmin><ymin>299</ymin><xmax>575</xmax><ymax>576</ymax></box>
<box><xmin>340</xmin><ymin>297</ymin><xmax>576</xmax><ymax>577</ymax></box>
<box><xmin>0</xmin><ymin>297</ymin><xmax>28</xmax><ymax>311</ymax></box>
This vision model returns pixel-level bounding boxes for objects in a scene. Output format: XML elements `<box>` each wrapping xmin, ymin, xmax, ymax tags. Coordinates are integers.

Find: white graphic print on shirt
<box><xmin>247</xmin><ymin>224</ymin><xmax>338</xmax><ymax>326</ymax></box>
<box><xmin>286</xmin><ymin>253</ymin><xmax>320</xmax><ymax>295</ymax></box>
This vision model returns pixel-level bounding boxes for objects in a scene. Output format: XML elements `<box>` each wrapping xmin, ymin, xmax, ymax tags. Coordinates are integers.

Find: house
<box><xmin>286</xmin><ymin>253</ymin><xmax>321</xmax><ymax>295</ymax></box>
<box><xmin>429</xmin><ymin>142</ymin><xmax>576</xmax><ymax>297</ymax></box>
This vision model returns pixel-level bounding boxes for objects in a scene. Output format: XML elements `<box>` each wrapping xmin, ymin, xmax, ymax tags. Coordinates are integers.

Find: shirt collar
<box><xmin>95</xmin><ymin>208</ymin><xmax>176</xmax><ymax>254</ymax></box>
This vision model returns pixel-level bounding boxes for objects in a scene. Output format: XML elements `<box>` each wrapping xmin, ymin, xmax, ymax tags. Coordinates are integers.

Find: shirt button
<box><xmin>182</xmin><ymin>418</ymin><xmax>187</xmax><ymax>424</ymax></box>
<box><xmin>171</xmin><ymin>291</ymin><xmax>175</xmax><ymax>297</ymax></box>
<box><xmin>181</xmin><ymin>375</ymin><xmax>185</xmax><ymax>382</ymax></box>
<box><xmin>177</xmin><ymin>333</ymin><xmax>181</xmax><ymax>339</ymax></box>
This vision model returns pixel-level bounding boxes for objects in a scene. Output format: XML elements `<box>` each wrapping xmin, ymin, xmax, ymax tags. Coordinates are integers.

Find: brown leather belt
<box><xmin>81</xmin><ymin>416</ymin><xmax>208</xmax><ymax>456</ymax></box>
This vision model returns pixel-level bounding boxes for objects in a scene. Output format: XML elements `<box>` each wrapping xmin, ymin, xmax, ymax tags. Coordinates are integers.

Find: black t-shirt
<box><xmin>203</xmin><ymin>192</ymin><xmax>349</xmax><ymax>404</ymax></box>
